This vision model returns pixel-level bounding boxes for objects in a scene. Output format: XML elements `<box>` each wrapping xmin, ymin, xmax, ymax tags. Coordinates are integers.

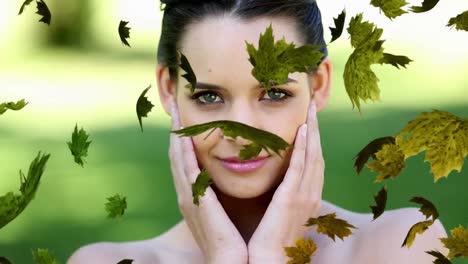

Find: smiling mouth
<box><xmin>218</xmin><ymin>156</ymin><xmax>268</xmax><ymax>173</ymax></box>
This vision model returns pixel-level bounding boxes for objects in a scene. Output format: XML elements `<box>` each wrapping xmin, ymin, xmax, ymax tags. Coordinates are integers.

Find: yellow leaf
<box><xmin>366</xmin><ymin>143</ymin><xmax>405</xmax><ymax>182</ymax></box>
<box><xmin>305</xmin><ymin>213</ymin><xmax>357</xmax><ymax>241</ymax></box>
<box><xmin>402</xmin><ymin>220</ymin><xmax>434</xmax><ymax>248</ymax></box>
<box><xmin>284</xmin><ymin>238</ymin><xmax>317</xmax><ymax>264</ymax></box>
<box><xmin>440</xmin><ymin>225</ymin><xmax>468</xmax><ymax>259</ymax></box>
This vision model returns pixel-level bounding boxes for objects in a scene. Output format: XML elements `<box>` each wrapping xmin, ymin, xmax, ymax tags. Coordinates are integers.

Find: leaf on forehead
<box><xmin>0</xmin><ymin>99</ymin><xmax>28</xmax><ymax>116</ymax></box>
<box><xmin>380</xmin><ymin>53</ymin><xmax>413</xmax><ymax>69</ymax></box>
<box><xmin>191</xmin><ymin>169</ymin><xmax>213</xmax><ymax>206</ymax></box>
<box><xmin>370</xmin><ymin>0</ymin><xmax>409</xmax><ymax>20</ymax></box>
<box><xmin>353</xmin><ymin>136</ymin><xmax>395</xmax><ymax>174</ymax></box>
<box><xmin>284</xmin><ymin>238</ymin><xmax>317</xmax><ymax>264</ymax></box>
<box><xmin>0</xmin><ymin>256</ymin><xmax>13</xmax><ymax>264</ymax></box>
<box><xmin>447</xmin><ymin>11</ymin><xmax>468</xmax><ymax>32</ymax></box>
<box><xmin>409</xmin><ymin>0</ymin><xmax>440</xmax><ymax>13</ymax></box>
<box><xmin>105</xmin><ymin>194</ymin><xmax>127</xmax><ymax>219</ymax></box>
<box><xmin>32</xmin><ymin>248</ymin><xmax>59</xmax><ymax>264</ymax></box>
<box><xmin>440</xmin><ymin>225</ymin><xmax>468</xmax><ymax>259</ymax></box>
<box><xmin>179</xmin><ymin>51</ymin><xmax>197</xmax><ymax>93</ymax></box>
<box><xmin>245</xmin><ymin>24</ymin><xmax>323</xmax><ymax>92</ymax></box>
<box><xmin>330</xmin><ymin>9</ymin><xmax>346</xmax><ymax>43</ymax></box>
<box><xmin>18</xmin><ymin>0</ymin><xmax>34</xmax><ymax>15</ymax></box>
<box><xmin>305</xmin><ymin>213</ymin><xmax>357</xmax><ymax>241</ymax></box>
<box><xmin>366</xmin><ymin>142</ymin><xmax>406</xmax><ymax>183</ymax></box>
<box><xmin>36</xmin><ymin>0</ymin><xmax>51</xmax><ymax>25</ymax></box>
<box><xmin>67</xmin><ymin>124</ymin><xmax>92</xmax><ymax>167</ymax></box>
<box><xmin>401</xmin><ymin>219</ymin><xmax>434</xmax><ymax>248</ymax></box>
<box><xmin>136</xmin><ymin>85</ymin><xmax>155</xmax><ymax>132</ymax></box>
<box><xmin>426</xmin><ymin>250</ymin><xmax>452</xmax><ymax>264</ymax></box>
<box><xmin>370</xmin><ymin>185</ymin><xmax>387</xmax><ymax>221</ymax></box>
<box><xmin>410</xmin><ymin>196</ymin><xmax>439</xmax><ymax>220</ymax></box>
<box><xmin>119</xmin><ymin>21</ymin><xmax>131</xmax><ymax>47</ymax></box>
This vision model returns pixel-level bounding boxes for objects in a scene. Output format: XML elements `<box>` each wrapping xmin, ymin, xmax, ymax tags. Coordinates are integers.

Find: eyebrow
<box><xmin>184</xmin><ymin>78</ymin><xmax>298</xmax><ymax>91</ymax></box>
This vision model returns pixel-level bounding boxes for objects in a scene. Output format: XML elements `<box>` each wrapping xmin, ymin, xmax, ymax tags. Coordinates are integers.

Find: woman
<box><xmin>68</xmin><ymin>1</ymin><xmax>448</xmax><ymax>263</ymax></box>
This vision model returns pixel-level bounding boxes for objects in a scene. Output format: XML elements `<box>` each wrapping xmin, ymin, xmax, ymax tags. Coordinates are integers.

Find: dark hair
<box><xmin>157</xmin><ymin>0</ymin><xmax>328</xmax><ymax>81</ymax></box>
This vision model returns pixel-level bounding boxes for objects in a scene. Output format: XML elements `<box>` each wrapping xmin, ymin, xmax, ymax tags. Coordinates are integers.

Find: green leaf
<box><xmin>370</xmin><ymin>185</ymin><xmax>387</xmax><ymax>220</ymax></box>
<box><xmin>67</xmin><ymin>124</ymin><xmax>91</xmax><ymax>167</ymax></box>
<box><xmin>245</xmin><ymin>24</ymin><xmax>323</xmax><ymax>92</ymax></box>
<box><xmin>171</xmin><ymin>120</ymin><xmax>291</xmax><ymax>161</ymax></box>
<box><xmin>105</xmin><ymin>194</ymin><xmax>127</xmax><ymax>219</ymax></box>
<box><xmin>409</xmin><ymin>0</ymin><xmax>440</xmax><ymax>13</ymax></box>
<box><xmin>380</xmin><ymin>53</ymin><xmax>413</xmax><ymax>69</ymax></box>
<box><xmin>425</xmin><ymin>250</ymin><xmax>452</xmax><ymax>264</ymax></box>
<box><xmin>191</xmin><ymin>169</ymin><xmax>213</xmax><ymax>206</ymax></box>
<box><xmin>118</xmin><ymin>20</ymin><xmax>131</xmax><ymax>47</ymax></box>
<box><xmin>18</xmin><ymin>0</ymin><xmax>34</xmax><ymax>15</ymax></box>
<box><xmin>410</xmin><ymin>196</ymin><xmax>439</xmax><ymax>220</ymax></box>
<box><xmin>36</xmin><ymin>0</ymin><xmax>51</xmax><ymax>25</ymax></box>
<box><xmin>367</xmin><ymin>142</ymin><xmax>406</xmax><ymax>182</ymax></box>
<box><xmin>136</xmin><ymin>85</ymin><xmax>154</xmax><ymax>132</ymax></box>
<box><xmin>330</xmin><ymin>9</ymin><xmax>346</xmax><ymax>43</ymax></box>
<box><xmin>440</xmin><ymin>225</ymin><xmax>468</xmax><ymax>259</ymax></box>
<box><xmin>370</xmin><ymin>0</ymin><xmax>409</xmax><ymax>19</ymax></box>
<box><xmin>284</xmin><ymin>238</ymin><xmax>317</xmax><ymax>264</ymax></box>
<box><xmin>305</xmin><ymin>213</ymin><xmax>357</xmax><ymax>241</ymax></box>
<box><xmin>0</xmin><ymin>152</ymin><xmax>50</xmax><ymax>230</ymax></box>
<box><xmin>402</xmin><ymin>220</ymin><xmax>434</xmax><ymax>248</ymax></box>
<box><xmin>353</xmin><ymin>136</ymin><xmax>395</xmax><ymax>174</ymax></box>
<box><xmin>32</xmin><ymin>248</ymin><xmax>59</xmax><ymax>264</ymax></box>
<box><xmin>117</xmin><ymin>260</ymin><xmax>134</xmax><ymax>264</ymax></box>
<box><xmin>0</xmin><ymin>99</ymin><xmax>28</xmax><ymax>116</ymax></box>
<box><xmin>179</xmin><ymin>51</ymin><xmax>197</xmax><ymax>93</ymax></box>
<box><xmin>447</xmin><ymin>11</ymin><xmax>468</xmax><ymax>32</ymax></box>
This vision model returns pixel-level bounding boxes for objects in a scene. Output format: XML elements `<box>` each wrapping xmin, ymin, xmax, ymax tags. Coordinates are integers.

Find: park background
<box><xmin>0</xmin><ymin>0</ymin><xmax>467</xmax><ymax>263</ymax></box>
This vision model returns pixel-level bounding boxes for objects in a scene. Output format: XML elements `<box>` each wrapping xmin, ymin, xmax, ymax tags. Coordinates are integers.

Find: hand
<box><xmin>247</xmin><ymin>101</ymin><xmax>325</xmax><ymax>263</ymax></box>
<box><xmin>169</xmin><ymin>101</ymin><xmax>248</xmax><ymax>264</ymax></box>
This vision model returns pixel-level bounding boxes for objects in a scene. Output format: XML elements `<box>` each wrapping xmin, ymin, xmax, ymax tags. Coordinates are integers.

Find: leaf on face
<box><xmin>367</xmin><ymin>142</ymin><xmax>405</xmax><ymax>183</ymax></box>
<box><xmin>402</xmin><ymin>219</ymin><xmax>434</xmax><ymax>248</ymax></box>
<box><xmin>179</xmin><ymin>51</ymin><xmax>197</xmax><ymax>93</ymax></box>
<box><xmin>117</xmin><ymin>259</ymin><xmax>134</xmax><ymax>264</ymax></box>
<box><xmin>0</xmin><ymin>99</ymin><xmax>28</xmax><ymax>116</ymax></box>
<box><xmin>353</xmin><ymin>136</ymin><xmax>395</xmax><ymax>174</ymax></box>
<box><xmin>409</xmin><ymin>0</ymin><xmax>440</xmax><ymax>13</ymax></box>
<box><xmin>245</xmin><ymin>24</ymin><xmax>323</xmax><ymax>92</ymax></box>
<box><xmin>426</xmin><ymin>250</ymin><xmax>452</xmax><ymax>264</ymax></box>
<box><xmin>305</xmin><ymin>213</ymin><xmax>357</xmax><ymax>241</ymax></box>
<box><xmin>0</xmin><ymin>256</ymin><xmax>13</xmax><ymax>264</ymax></box>
<box><xmin>370</xmin><ymin>0</ymin><xmax>409</xmax><ymax>19</ymax></box>
<box><xmin>18</xmin><ymin>0</ymin><xmax>34</xmax><ymax>14</ymax></box>
<box><xmin>284</xmin><ymin>238</ymin><xmax>317</xmax><ymax>264</ymax></box>
<box><xmin>31</xmin><ymin>248</ymin><xmax>59</xmax><ymax>264</ymax></box>
<box><xmin>191</xmin><ymin>169</ymin><xmax>213</xmax><ymax>206</ymax></box>
<box><xmin>395</xmin><ymin>110</ymin><xmax>468</xmax><ymax>182</ymax></box>
<box><xmin>67</xmin><ymin>124</ymin><xmax>91</xmax><ymax>167</ymax></box>
<box><xmin>36</xmin><ymin>0</ymin><xmax>51</xmax><ymax>25</ymax></box>
<box><xmin>118</xmin><ymin>21</ymin><xmax>131</xmax><ymax>47</ymax></box>
<box><xmin>440</xmin><ymin>225</ymin><xmax>468</xmax><ymax>259</ymax></box>
<box><xmin>171</xmin><ymin>120</ymin><xmax>291</xmax><ymax>160</ymax></box>
<box><xmin>0</xmin><ymin>152</ymin><xmax>50</xmax><ymax>230</ymax></box>
<box><xmin>370</xmin><ymin>185</ymin><xmax>387</xmax><ymax>220</ymax></box>
<box><xmin>410</xmin><ymin>196</ymin><xmax>439</xmax><ymax>220</ymax></box>
<box><xmin>380</xmin><ymin>53</ymin><xmax>413</xmax><ymax>69</ymax></box>
<box><xmin>136</xmin><ymin>85</ymin><xmax>154</xmax><ymax>132</ymax></box>
<box><xmin>447</xmin><ymin>11</ymin><xmax>468</xmax><ymax>31</ymax></box>
<box><xmin>330</xmin><ymin>9</ymin><xmax>346</xmax><ymax>43</ymax></box>
<box><xmin>105</xmin><ymin>194</ymin><xmax>127</xmax><ymax>219</ymax></box>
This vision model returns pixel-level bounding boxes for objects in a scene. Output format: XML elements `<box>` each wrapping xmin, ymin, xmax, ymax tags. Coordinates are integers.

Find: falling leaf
<box><xmin>426</xmin><ymin>250</ymin><xmax>452</xmax><ymax>264</ymax></box>
<box><xmin>171</xmin><ymin>120</ymin><xmax>291</xmax><ymax>161</ymax></box>
<box><xmin>353</xmin><ymin>136</ymin><xmax>395</xmax><ymax>174</ymax></box>
<box><xmin>67</xmin><ymin>124</ymin><xmax>91</xmax><ymax>167</ymax></box>
<box><xmin>0</xmin><ymin>256</ymin><xmax>13</xmax><ymax>264</ymax></box>
<box><xmin>18</xmin><ymin>0</ymin><xmax>34</xmax><ymax>14</ymax></box>
<box><xmin>119</xmin><ymin>21</ymin><xmax>131</xmax><ymax>47</ymax></box>
<box><xmin>330</xmin><ymin>9</ymin><xmax>346</xmax><ymax>43</ymax></box>
<box><xmin>191</xmin><ymin>169</ymin><xmax>213</xmax><ymax>206</ymax></box>
<box><xmin>396</xmin><ymin>110</ymin><xmax>468</xmax><ymax>182</ymax></box>
<box><xmin>370</xmin><ymin>0</ymin><xmax>409</xmax><ymax>19</ymax></box>
<box><xmin>409</xmin><ymin>0</ymin><xmax>440</xmax><ymax>13</ymax></box>
<box><xmin>0</xmin><ymin>99</ymin><xmax>28</xmax><ymax>116</ymax></box>
<box><xmin>440</xmin><ymin>225</ymin><xmax>468</xmax><ymax>259</ymax></box>
<box><xmin>284</xmin><ymin>238</ymin><xmax>317</xmax><ymax>264</ymax></box>
<box><xmin>36</xmin><ymin>0</ymin><xmax>51</xmax><ymax>25</ymax></box>
<box><xmin>305</xmin><ymin>213</ymin><xmax>357</xmax><ymax>241</ymax></box>
<box><xmin>179</xmin><ymin>51</ymin><xmax>197</xmax><ymax>93</ymax></box>
<box><xmin>410</xmin><ymin>196</ymin><xmax>439</xmax><ymax>220</ymax></box>
<box><xmin>31</xmin><ymin>248</ymin><xmax>59</xmax><ymax>264</ymax></box>
<box><xmin>447</xmin><ymin>11</ymin><xmax>468</xmax><ymax>31</ymax></box>
<box><xmin>370</xmin><ymin>185</ymin><xmax>387</xmax><ymax>220</ymax></box>
<box><xmin>367</xmin><ymin>142</ymin><xmax>406</xmax><ymax>182</ymax></box>
<box><xmin>0</xmin><ymin>152</ymin><xmax>50</xmax><ymax>229</ymax></box>
<box><xmin>402</xmin><ymin>219</ymin><xmax>434</xmax><ymax>248</ymax></box>
<box><xmin>380</xmin><ymin>53</ymin><xmax>413</xmax><ymax>69</ymax></box>
<box><xmin>117</xmin><ymin>259</ymin><xmax>134</xmax><ymax>264</ymax></box>
<box><xmin>105</xmin><ymin>194</ymin><xmax>127</xmax><ymax>219</ymax></box>
<box><xmin>245</xmin><ymin>24</ymin><xmax>323</xmax><ymax>92</ymax></box>
<box><xmin>136</xmin><ymin>85</ymin><xmax>154</xmax><ymax>132</ymax></box>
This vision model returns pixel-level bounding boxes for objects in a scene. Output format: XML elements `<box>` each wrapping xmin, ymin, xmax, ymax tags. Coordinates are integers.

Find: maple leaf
<box><xmin>395</xmin><ymin>110</ymin><xmax>468</xmax><ymax>182</ymax></box>
<box><xmin>191</xmin><ymin>169</ymin><xmax>213</xmax><ymax>206</ymax></box>
<box><xmin>380</xmin><ymin>53</ymin><xmax>413</xmax><ymax>69</ymax></box>
<box><xmin>284</xmin><ymin>238</ymin><xmax>317</xmax><ymax>264</ymax></box>
<box><xmin>179</xmin><ymin>51</ymin><xmax>197</xmax><ymax>93</ymax></box>
<box><xmin>370</xmin><ymin>185</ymin><xmax>387</xmax><ymax>220</ymax></box>
<box><xmin>0</xmin><ymin>256</ymin><xmax>13</xmax><ymax>264</ymax></box>
<box><xmin>409</xmin><ymin>0</ymin><xmax>440</xmax><ymax>13</ymax></box>
<box><xmin>305</xmin><ymin>213</ymin><xmax>357</xmax><ymax>241</ymax></box>
<box><xmin>370</xmin><ymin>0</ymin><xmax>409</xmax><ymax>19</ymax></box>
<box><xmin>118</xmin><ymin>21</ymin><xmax>131</xmax><ymax>47</ymax></box>
<box><xmin>105</xmin><ymin>194</ymin><xmax>127</xmax><ymax>219</ymax></box>
<box><xmin>330</xmin><ymin>9</ymin><xmax>346</xmax><ymax>43</ymax></box>
<box><xmin>171</xmin><ymin>120</ymin><xmax>291</xmax><ymax>161</ymax></box>
<box><xmin>402</xmin><ymin>219</ymin><xmax>434</xmax><ymax>248</ymax></box>
<box><xmin>440</xmin><ymin>225</ymin><xmax>468</xmax><ymax>259</ymax></box>
<box><xmin>426</xmin><ymin>250</ymin><xmax>452</xmax><ymax>264</ymax></box>
<box><xmin>353</xmin><ymin>136</ymin><xmax>395</xmax><ymax>174</ymax></box>
<box><xmin>136</xmin><ymin>85</ymin><xmax>154</xmax><ymax>132</ymax></box>
<box><xmin>0</xmin><ymin>152</ymin><xmax>50</xmax><ymax>229</ymax></box>
<box><xmin>67</xmin><ymin>124</ymin><xmax>91</xmax><ymax>167</ymax></box>
<box><xmin>366</xmin><ymin>142</ymin><xmax>406</xmax><ymax>182</ymax></box>
<box><xmin>410</xmin><ymin>196</ymin><xmax>439</xmax><ymax>220</ymax></box>
<box><xmin>32</xmin><ymin>248</ymin><xmax>59</xmax><ymax>264</ymax></box>
<box><xmin>0</xmin><ymin>99</ymin><xmax>28</xmax><ymax>116</ymax></box>
<box><xmin>245</xmin><ymin>24</ymin><xmax>323</xmax><ymax>92</ymax></box>
<box><xmin>36</xmin><ymin>0</ymin><xmax>51</xmax><ymax>25</ymax></box>
<box><xmin>18</xmin><ymin>0</ymin><xmax>34</xmax><ymax>14</ymax></box>
<box><xmin>117</xmin><ymin>259</ymin><xmax>134</xmax><ymax>264</ymax></box>
<box><xmin>447</xmin><ymin>11</ymin><xmax>468</xmax><ymax>32</ymax></box>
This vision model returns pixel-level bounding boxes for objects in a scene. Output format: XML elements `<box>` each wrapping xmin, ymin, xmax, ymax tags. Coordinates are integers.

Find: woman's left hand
<box><xmin>247</xmin><ymin>101</ymin><xmax>325</xmax><ymax>263</ymax></box>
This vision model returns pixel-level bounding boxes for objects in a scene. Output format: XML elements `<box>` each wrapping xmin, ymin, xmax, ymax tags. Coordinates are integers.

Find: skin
<box><xmin>67</xmin><ymin>15</ymin><xmax>449</xmax><ymax>264</ymax></box>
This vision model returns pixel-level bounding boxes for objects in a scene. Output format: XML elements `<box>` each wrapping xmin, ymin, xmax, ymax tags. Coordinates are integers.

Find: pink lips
<box><xmin>219</xmin><ymin>156</ymin><xmax>268</xmax><ymax>173</ymax></box>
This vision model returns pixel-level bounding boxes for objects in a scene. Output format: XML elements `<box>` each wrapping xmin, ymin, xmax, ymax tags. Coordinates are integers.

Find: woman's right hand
<box><xmin>169</xmin><ymin>101</ymin><xmax>248</xmax><ymax>264</ymax></box>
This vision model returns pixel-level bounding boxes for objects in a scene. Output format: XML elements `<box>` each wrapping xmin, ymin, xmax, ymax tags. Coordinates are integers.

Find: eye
<box><xmin>190</xmin><ymin>91</ymin><xmax>223</xmax><ymax>105</ymax></box>
<box><xmin>261</xmin><ymin>88</ymin><xmax>292</xmax><ymax>102</ymax></box>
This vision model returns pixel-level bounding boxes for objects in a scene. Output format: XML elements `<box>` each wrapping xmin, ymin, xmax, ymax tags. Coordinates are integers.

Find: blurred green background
<box><xmin>0</xmin><ymin>0</ymin><xmax>467</xmax><ymax>263</ymax></box>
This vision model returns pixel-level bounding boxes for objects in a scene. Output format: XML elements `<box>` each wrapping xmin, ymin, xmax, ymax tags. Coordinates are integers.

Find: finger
<box><xmin>169</xmin><ymin>102</ymin><xmax>189</xmax><ymax>193</ymax></box>
<box><xmin>182</xmin><ymin>133</ymin><xmax>201</xmax><ymax>184</ymax></box>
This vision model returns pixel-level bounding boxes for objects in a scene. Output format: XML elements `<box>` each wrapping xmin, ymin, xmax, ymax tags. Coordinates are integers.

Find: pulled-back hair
<box><xmin>157</xmin><ymin>0</ymin><xmax>328</xmax><ymax>80</ymax></box>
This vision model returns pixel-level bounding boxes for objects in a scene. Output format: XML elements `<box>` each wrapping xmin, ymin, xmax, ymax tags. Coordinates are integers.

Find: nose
<box><xmin>221</xmin><ymin>101</ymin><xmax>258</xmax><ymax>145</ymax></box>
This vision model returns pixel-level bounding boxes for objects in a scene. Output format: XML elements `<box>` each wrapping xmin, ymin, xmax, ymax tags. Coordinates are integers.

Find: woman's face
<box><xmin>174</xmin><ymin>16</ymin><xmax>319</xmax><ymax>199</ymax></box>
